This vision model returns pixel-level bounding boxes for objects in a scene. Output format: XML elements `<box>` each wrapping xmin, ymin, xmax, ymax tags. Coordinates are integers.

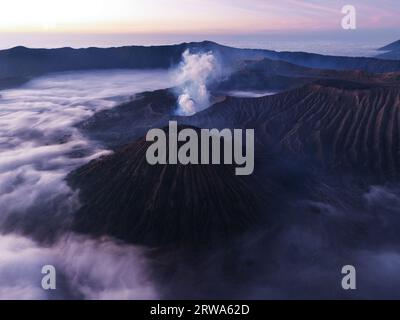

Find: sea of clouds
<box><xmin>0</xmin><ymin>69</ymin><xmax>173</xmax><ymax>299</ymax></box>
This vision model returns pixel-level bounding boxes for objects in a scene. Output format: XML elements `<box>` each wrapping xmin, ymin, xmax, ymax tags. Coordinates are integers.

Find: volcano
<box><xmin>69</xmin><ymin>78</ymin><xmax>400</xmax><ymax>250</ymax></box>
<box><xmin>79</xmin><ymin>74</ymin><xmax>400</xmax><ymax>183</ymax></box>
<box><xmin>67</xmin><ymin>42</ymin><xmax>400</xmax><ymax>252</ymax></box>
<box><xmin>67</xmin><ymin>125</ymin><xmax>272</xmax><ymax>248</ymax></box>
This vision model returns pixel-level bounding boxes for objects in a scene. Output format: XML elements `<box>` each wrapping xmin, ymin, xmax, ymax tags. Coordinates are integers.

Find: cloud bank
<box><xmin>0</xmin><ymin>69</ymin><xmax>171</xmax><ymax>299</ymax></box>
<box><xmin>0</xmin><ymin>233</ymin><xmax>157</xmax><ymax>300</ymax></box>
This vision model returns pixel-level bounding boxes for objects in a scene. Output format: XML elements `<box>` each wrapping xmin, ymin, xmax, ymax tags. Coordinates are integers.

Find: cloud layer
<box><xmin>0</xmin><ymin>69</ymin><xmax>171</xmax><ymax>299</ymax></box>
<box><xmin>0</xmin><ymin>233</ymin><xmax>157</xmax><ymax>300</ymax></box>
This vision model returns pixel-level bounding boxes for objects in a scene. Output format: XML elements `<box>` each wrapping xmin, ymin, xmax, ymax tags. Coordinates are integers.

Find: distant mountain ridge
<box><xmin>376</xmin><ymin>39</ymin><xmax>400</xmax><ymax>61</ymax></box>
<box><xmin>379</xmin><ymin>39</ymin><xmax>400</xmax><ymax>51</ymax></box>
<box><xmin>2</xmin><ymin>41</ymin><xmax>400</xmax><ymax>91</ymax></box>
<box><xmin>218</xmin><ymin>58</ymin><xmax>398</xmax><ymax>92</ymax></box>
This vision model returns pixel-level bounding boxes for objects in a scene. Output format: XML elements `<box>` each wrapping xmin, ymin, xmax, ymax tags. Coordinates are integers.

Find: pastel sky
<box><xmin>0</xmin><ymin>0</ymin><xmax>399</xmax><ymax>34</ymax></box>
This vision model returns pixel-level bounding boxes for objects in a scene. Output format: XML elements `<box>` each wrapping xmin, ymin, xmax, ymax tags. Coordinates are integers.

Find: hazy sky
<box><xmin>0</xmin><ymin>0</ymin><xmax>399</xmax><ymax>34</ymax></box>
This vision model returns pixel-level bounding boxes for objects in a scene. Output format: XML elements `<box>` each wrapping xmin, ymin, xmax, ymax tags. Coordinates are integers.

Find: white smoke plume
<box><xmin>174</xmin><ymin>50</ymin><xmax>219</xmax><ymax>115</ymax></box>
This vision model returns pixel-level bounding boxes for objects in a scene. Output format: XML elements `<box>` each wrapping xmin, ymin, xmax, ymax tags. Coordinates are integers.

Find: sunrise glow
<box><xmin>0</xmin><ymin>0</ymin><xmax>399</xmax><ymax>34</ymax></box>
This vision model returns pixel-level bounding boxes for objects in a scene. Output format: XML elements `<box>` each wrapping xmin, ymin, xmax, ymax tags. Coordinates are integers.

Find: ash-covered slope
<box><xmin>79</xmin><ymin>89</ymin><xmax>177</xmax><ymax>148</ymax></box>
<box><xmin>80</xmin><ymin>75</ymin><xmax>400</xmax><ymax>183</ymax></box>
<box><xmin>189</xmin><ymin>80</ymin><xmax>400</xmax><ymax>182</ymax></box>
<box><xmin>67</xmin><ymin>126</ymin><xmax>271</xmax><ymax>248</ymax></box>
<box><xmin>79</xmin><ymin>59</ymin><xmax>400</xmax><ymax>147</ymax></box>
<box><xmin>69</xmin><ymin>66</ymin><xmax>400</xmax><ymax>250</ymax></box>
<box><xmin>218</xmin><ymin>58</ymin><xmax>385</xmax><ymax>92</ymax></box>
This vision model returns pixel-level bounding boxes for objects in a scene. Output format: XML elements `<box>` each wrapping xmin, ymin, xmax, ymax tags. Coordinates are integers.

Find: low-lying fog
<box><xmin>0</xmin><ymin>69</ymin><xmax>173</xmax><ymax>299</ymax></box>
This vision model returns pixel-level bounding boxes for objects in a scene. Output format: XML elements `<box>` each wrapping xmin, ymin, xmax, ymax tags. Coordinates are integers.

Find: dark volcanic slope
<box><xmin>379</xmin><ymin>39</ymin><xmax>400</xmax><ymax>52</ymax></box>
<box><xmin>0</xmin><ymin>42</ymin><xmax>270</xmax><ymax>80</ymax></box>
<box><xmin>0</xmin><ymin>76</ymin><xmax>31</xmax><ymax>90</ymax></box>
<box><xmin>68</xmin><ymin>126</ymin><xmax>271</xmax><ymax>248</ymax></box>
<box><xmin>218</xmin><ymin>58</ymin><xmax>392</xmax><ymax>92</ymax></box>
<box><xmin>376</xmin><ymin>49</ymin><xmax>400</xmax><ymax>61</ymax></box>
<box><xmin>188</xmin><ymin>81</ymin><xmax>400</xmax><ymax>182</ymax></box>
<box><xmin>79</xmin><ymin>89</ymin><xmax>177</xmax><ymax>148</ymax></box>
<box><xmin>261</xmin><ymin>50</ymin><xmax>400</xmax><ymax>73</ymax></box>
<box><xmin>80</xmin><ymin>78</ymin><xmax>400</xmax><ymax>183</ymax></box>
<box><xmin>376</xmin><ymin>39</ymin><xmax>400</xmax><ymax>60</ymax></box>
